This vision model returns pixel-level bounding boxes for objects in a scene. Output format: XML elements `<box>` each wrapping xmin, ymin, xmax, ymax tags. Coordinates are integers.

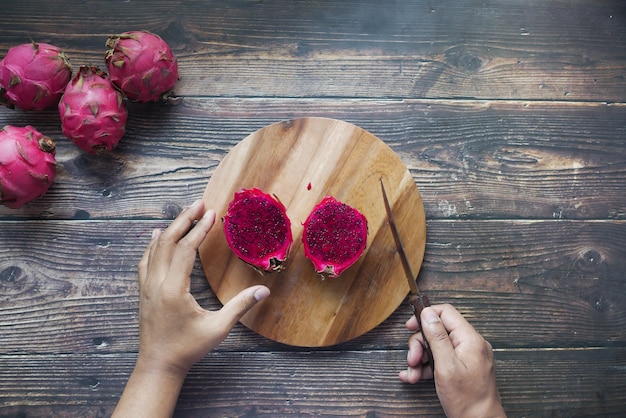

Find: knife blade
<box><xmin>380</xmin><ymin>177</ymin><xmax>434</xmax><ymax>373</ymax></box>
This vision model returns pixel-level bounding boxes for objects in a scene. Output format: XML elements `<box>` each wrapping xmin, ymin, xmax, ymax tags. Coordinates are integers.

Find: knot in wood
<box><xmin>576</xmin><ymin>249</ymin><xmax>603</xmax><ymax>272</ymax></box>
<box><xmin>444</xmin><ymin>46</ymin><xmax>483</xmax><ymax>72</ymax></box>
<box><xmin>0</xmin><ymin>266</ymin><xmax>22</xmax><ymax>283</ymax></box>
<box><xmin>162</xmin><ymin>202</ymin><xmax>183</xmax><ymax>219</ymax></box>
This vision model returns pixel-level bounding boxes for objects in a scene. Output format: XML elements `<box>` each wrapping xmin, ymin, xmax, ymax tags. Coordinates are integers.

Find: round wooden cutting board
<box><xmin>199</xmin><ymin>117</ymin><xmax>426</xmax><ymax>347</ymax></box>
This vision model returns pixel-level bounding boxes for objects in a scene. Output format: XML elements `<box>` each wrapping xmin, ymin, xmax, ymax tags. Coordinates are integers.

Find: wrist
<box><xmin>134</xmin><ymin>352</ymin><xmax>190</xmax><ymax>383</ymax></box>
<box><xmin>464</xmin><ymin>397</ymin><xmax>506</xmax><ymax>418</ymax></box>
<box><xmin>112</xmin><ymin>354</ymin><xmax>189</xmax><ymax>418</ymax></box>
<box><xmin>442</xmin><ymin>393</ymin><xmax>506</xmax><ymax>418</ymax></box>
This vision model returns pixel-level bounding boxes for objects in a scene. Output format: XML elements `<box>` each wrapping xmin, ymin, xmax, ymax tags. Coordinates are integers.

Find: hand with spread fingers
<box><xmin>113</xmin><ymin>200</ymin><xmax>270</xmax><ymax>418</ymax></box>
<box><xmin>400</xmin><ymin>304</ymin><xmax>506</xmax><ymax>418</ymax></box>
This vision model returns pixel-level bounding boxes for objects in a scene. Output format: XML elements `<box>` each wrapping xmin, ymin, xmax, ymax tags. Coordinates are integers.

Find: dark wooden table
<box><xmin>1</xmin><ymin>1</ymin><xmax>625</xmax><ymax>416</ymax></box>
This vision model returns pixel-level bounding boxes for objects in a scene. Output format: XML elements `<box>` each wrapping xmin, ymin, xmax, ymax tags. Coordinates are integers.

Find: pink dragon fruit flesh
<box><xmin>104</xmin><ymin>30</ymin><xmax>178</xmax><ymax>102</ymax></box>
<box><xmin>0</xmin><ymin>125</ymin><xmax>56</xmax><ymax>209</ymax></box>
<box><xmin>223</xmin><ymin>188</ymin><xmax>294</xmax><ymax>273</ymax></box>
<box><xmin>302</xmin><ymin>196</ymin><xmax>368</xmax><ymax>278</ymax></box>
<box><xmin>0</xmin><ymin>41</ymin><xmax>72</xmax><ymax>111</ymax></box>
<box><xmin>58</xmin><ymin>66</ymin><xmax>128</xmax><ymax>153</ymax></box>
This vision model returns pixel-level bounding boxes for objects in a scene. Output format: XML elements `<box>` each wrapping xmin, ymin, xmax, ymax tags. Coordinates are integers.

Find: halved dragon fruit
<box><xmin>58</xmin><ymin>66</ymin><xmax>128</xmax><ymax>153</ymax></box>
<box><xmin>223</xmin><ymin>188</ymin><xmax>293</xmax><ymax>273</ymax></box>
<box><xmin>0</xmin><ymin>125</ymin><xmax>56</xmax><ymax>208</ymax></box>
<box><xmin>0</xmin><ymin>41</ymin><xmax>72</xmax><ymax>111</ymax></box>
<box><xmin>302</xmin><ymin>196</ymin><xmax>368</xmax><ymax>278</ymax></box>
<box><xmin>104</xmin><ymin>30</ymin><xmax>178</xmax><ymax>102</ymax></box>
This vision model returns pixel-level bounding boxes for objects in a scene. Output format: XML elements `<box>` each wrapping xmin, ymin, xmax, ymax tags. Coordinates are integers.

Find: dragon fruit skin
<box><xmin>302</xmin><ymin>196</ymin><xmax>368</xmax><ymax>278</ymax></box>
<box><xmin>58</xmin><ymin>66</ymin><xmax>128</xmax><ymax>153</ymax></box>
<box><xmin>0</xmin><ymin>125</ymin><xmax>56</xmax><ymax>209</ymax></box>
<box><xmin>223</xmin><ymin>188</ymin><xmax>294</xmax><ymax>273</ymax></box>
<box><xmin>0</xmin><ymin>42</ymin><xmax>72</xmax><ymax>111</ymax></box>
<box><xmin>104</xmin><ymin>31</ymin><xmax>178</xmax><ymax>102</ymax></box>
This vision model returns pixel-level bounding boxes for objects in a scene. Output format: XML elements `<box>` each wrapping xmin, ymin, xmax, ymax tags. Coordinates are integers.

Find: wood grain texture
<box><xmin>0</xmin><ymin>99</ymin><xmax>624</xmax><ymax>221</ymax></box>
<box><xmin>1</xmin><ymin>0</ymin><xmax>625</xmax><ymax>416</ymax></box>
<box><xmin>1</xmin><ymin>348</ymin><xmax>625</xmax><ymax>417</ymax></box>
<box><xmin>1</xmin><ymin>219</ymin><xmax>624</xmax><ymax>353</ymax></box>
<box><xmin>1</xmin><ymin>0</ymin><xmax>625</xmax><ymax>101</ymax></box>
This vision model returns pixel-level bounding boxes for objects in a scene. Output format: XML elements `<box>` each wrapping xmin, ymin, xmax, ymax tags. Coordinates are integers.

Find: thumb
<box><xmin>218</xmin><ymin>285</ymin><xmax>270</xmax><ymax>328</ymax></box>
<box><xmin>421</xmin><ymin>307</ymin><xmax>456</xmax><ymax>365</ymax></box>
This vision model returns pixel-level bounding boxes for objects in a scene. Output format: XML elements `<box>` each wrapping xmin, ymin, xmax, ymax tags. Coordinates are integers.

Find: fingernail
<box><xmin>407</xmin><ymin>349</ymin><xmax>412</xmax><ymax>362</ymax></box>
<box><xmin>151</xmin><ymin>228</ymin><xmax>160</xmax><ymax>239</ymax></box>
<box><xmin>423</xmin><ymin>307</ymin><xmax>439</xmax><ymax>324</ymax></box>
<box><xmin>254</xmin><ymin>286</ymin><xmax>270</xmax><ymax>302</ymax></box>
<box><xmin>203</xmin><ymin>209</ymin><xmax>215</xmax><ymax>219</ymax></box>
<box><xmin>191</xmin><ymin>199</ymin><xmax>202</xmax><ymax>208</ymax></box>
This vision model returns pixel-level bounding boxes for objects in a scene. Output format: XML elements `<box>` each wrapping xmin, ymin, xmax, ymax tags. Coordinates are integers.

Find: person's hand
<box><xmin>399</xmin><ymin>304</ymin><xmax>506</xmax><ymax>418</ymax></box>
<box><xmin>136</xmin><ymin>199</ymin><xmax>270</xmax><ymax>375</ymax></box>
<box><xmin>113</xmin><ymin>199</ymin><xmax>270</xmax><ymax>418</ymax></box>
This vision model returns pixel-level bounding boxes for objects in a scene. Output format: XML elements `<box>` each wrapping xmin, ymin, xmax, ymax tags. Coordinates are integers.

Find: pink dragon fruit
<box><xmin>58</xmin><ymin>66</ymin><xmax>128</xmax><ymax>153</ymax></box>
<box><xmin>223</xmin><ymin>188</ymin><xmax>293</xmax><ymax>273</ymax></box>
<box><xmin>104</xmin><ymin>30</ymin><xmax>178</xmax><ymax>102</ymax></box>
<box><xmin>0</xmin><ymin>41</ymin><xmax>72</xmax><ymax>111</ymax></box>
<box><xmin>302</xmin><ymin>196</ymin><xmax>368</xmax><ymax>278</ymax></box>
<box><xmin>0</xmin><ymin>125</ymin><xmax>56</xmax><ymax>208</ymax></box>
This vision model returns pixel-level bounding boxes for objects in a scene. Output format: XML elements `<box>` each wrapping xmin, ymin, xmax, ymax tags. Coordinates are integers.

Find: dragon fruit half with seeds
<box><xmin>58</xmin><ymin>66</ymin><xmax>128</xmax><ymax>153</ymax></box>
<box><xmin>0</xmin><ymin>125</ymin><xmax>56</xmax><ymax>208</ymax></box>
<box><xmin>0</xmin><ymin>41</ymin><xmax>72</xmax><ymax>111</ymax></box>
<box><xmin>302</xmin><ymin>196</ymin><xmax>368</xmax><ymax>278</ymax></box>
<box><xmin>104</xmin><ymin>30</ymin><xmax>178</xmax><ymax>102</ymax></box>
<box><xmin>223</xmin><ymin>188</ymin><xmax>294</xmax><ymax>273</ymax></box>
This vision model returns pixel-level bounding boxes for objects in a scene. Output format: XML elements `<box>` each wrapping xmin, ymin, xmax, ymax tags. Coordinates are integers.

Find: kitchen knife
<box><xmin>380</xmin><ymin>177</ymin><xmax>434</xmax><ymax>373</ymax></box>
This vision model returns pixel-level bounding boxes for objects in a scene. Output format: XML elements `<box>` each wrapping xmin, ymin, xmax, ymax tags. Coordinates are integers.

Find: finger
<box><xmin>149</xmin><ymin>200</ymin><xmax>204</xmax><ymax>278</ymax></box>
<box><xmin>217</xmin><ymin>285</ymin><xmax>270</xmax><ymax>330</ymax></box>
<box><xmin>138</xmin><ymin>228</ymin><xmax>160</xmax><ymax>290</ymax></box>
<box><xmin>406</xmin><ymin>333</ymin><xmax>424</xmax><ymax>368</ymax></box>
<box><xmin>163</xmin><ymin>209</ymin><xmax>216</xmax><ymax>295</ymax></box>
<box><xmin>405</xmin><ymin>314</ymin><xmax>419</xmax><ymax>331</ymax></box>
<box><xmin>399</xmin><ymin>362</ymin><xmax>432</xmax><ymax>383</ymax></box>
<box><xmin>404</xmin><ymin>331</ymin><xmax>435</xmax><ymax>382</ymax></box>
<box><xmin>399</xmin><ymin>366</ymin><xmax>423</xmax><ymax>384</ymax></box>
<box><xmin>436</xmin><ymin>303</ymin><xmax>479</xmax><ymax>346</ymax></box>
<box><xmin>175</xmin><ymin>209</ymin><xmax>215</xmax><ymax>259</ymax></box>
<box><xmin>146</xmin><ymin>228</ymin><xmax>161</xmax><ymax>279</ymax></box>
<box><xmin>420</xmin><ymin>307</ymin><xmax>456</xmax><ymax>367</ymax></box>
<box><xmin>161</xmin><ymin>200</ymin><xmax>205</xmax><ymax>242</ymax></box>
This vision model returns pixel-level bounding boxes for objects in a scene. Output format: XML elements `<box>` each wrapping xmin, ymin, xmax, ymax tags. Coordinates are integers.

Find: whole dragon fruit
<box><xmin>0</xmin><ymin>125</ymin><xmax>56</xmax><ymax>208</ymax></box>
<box><xmin>0</xmin><ymin>41</ymin><xmax>72</xmax><ymax>111</ymax></box>
<box><xmin>104</xmin><ymin>30</ymin><xmax>178</xmax><ymax>102</ymax></box>
<box><xmin>302</xmin><ymin>196</ymin><xmax>368</xmax><ymax>278</ymax></box>
<box><xmin>58</xmin><ymin>66</ymin><xmax>128</xmax><ymax>153</ymax></box>
<box><xmin>223</xmin><ymin>188</ymin><xmax>293</xmax><ymax>273</ymax></box>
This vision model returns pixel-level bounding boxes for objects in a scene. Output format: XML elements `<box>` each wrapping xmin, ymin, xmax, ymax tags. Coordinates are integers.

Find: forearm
<box><xmin>112</xmin><ymin>359</ymin><xmax>187</xmax><ymax>418</ymax></box>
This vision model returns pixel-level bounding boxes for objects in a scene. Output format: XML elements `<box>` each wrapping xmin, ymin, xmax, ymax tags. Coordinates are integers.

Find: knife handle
<box><xmin>408</xmin><ymin>294</ymin><xmax>435</xmax><ymax>374</ymax></box>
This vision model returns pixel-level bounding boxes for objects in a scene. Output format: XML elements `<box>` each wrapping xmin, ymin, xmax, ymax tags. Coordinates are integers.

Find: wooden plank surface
<box><xmin>1</xmin><ymin>0</ymin><xmax>625</xmax><ymax>417</ymax></box>
<box><xmin>1</xmin><ymin>348</ymin><xmax>625</xmax><ymax>417</ymax></box>
<box><xmin>1</xmin><ymin>99</ymin><xmax>625</xmax><ymax>221</ymax></box>
<box><xmin>1</xmin><ymin>0</ymin><xmax>625</xmax><ymax>101</ymax></box>
<box><xmin>1</xmin><ymin>219</ymin><xmax>625</xmax><ymax>353</ymax></box>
